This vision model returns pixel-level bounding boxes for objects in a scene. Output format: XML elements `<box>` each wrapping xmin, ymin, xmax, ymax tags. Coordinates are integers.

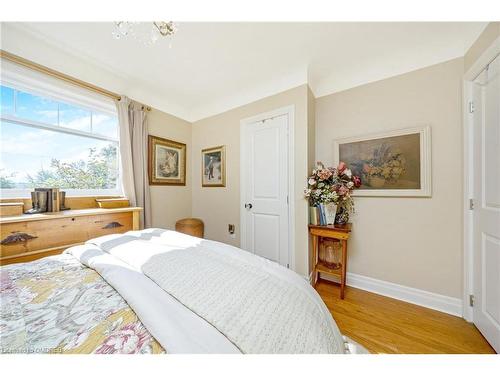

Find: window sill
<box><xmin>0</xmin><ymin>189</ymin><xmax>123</xmax><ymax>200</ymax></box>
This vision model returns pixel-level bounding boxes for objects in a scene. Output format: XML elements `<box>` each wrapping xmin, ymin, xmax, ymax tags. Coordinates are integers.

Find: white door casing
<box><xmin>240</xmin><ymin>107</ymin><xmax>293</xmax><ymax>267</ymax></box>
<box><xmin>472</xmin><ymin>54</ymin><xmax>500</xmax><ymax>353</ymax></box>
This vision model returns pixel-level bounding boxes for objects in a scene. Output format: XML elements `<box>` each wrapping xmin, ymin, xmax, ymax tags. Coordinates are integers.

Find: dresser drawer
<box><xmin>0</xmin><ymin>216</ymin><xmax>88</xmax><ymax>258</ymax></box>
<box><xmin>86</xmin><ymin>212</ymin><xmax>133</xmax><ymax>239</ymax></box>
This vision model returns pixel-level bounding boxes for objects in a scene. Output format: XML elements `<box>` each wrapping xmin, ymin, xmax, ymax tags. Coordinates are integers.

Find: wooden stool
<box><xmin>309</xmin><ymin>223</ymin><xmax>352</xmax><ymax>299</ymax></box>
<box><xmin>175</xmin><ymin>218</ymin><xmax>204</xmax><ymax>238</ymax></box>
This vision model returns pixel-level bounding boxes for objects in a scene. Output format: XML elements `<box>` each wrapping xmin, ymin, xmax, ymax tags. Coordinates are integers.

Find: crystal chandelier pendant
<box><xmin>112</xmin><ymin>21</ymin><xmax>133</xmax><ymax>40</ymax></box>
<box><xmin>153</xmin><ymin>22</ymin><xmax>177</xmax><ymax>37</ymax></box>
<box><xmin>112</xmin><ymin>21</ymin><xmax>177</xmax><ymax>46</ymax></box>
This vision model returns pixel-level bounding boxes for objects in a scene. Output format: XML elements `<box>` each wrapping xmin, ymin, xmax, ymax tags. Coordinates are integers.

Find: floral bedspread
<box><xmin>0</xmin><ymin>254</ymin><xmax>165</xmax><ymax>354</ymax></box>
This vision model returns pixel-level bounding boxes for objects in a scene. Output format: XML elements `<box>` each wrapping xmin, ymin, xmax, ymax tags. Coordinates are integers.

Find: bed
<box><xmin>1</xmin><ymin>228</ymin><xmax>367</xmax><ymax>354</ymax></box>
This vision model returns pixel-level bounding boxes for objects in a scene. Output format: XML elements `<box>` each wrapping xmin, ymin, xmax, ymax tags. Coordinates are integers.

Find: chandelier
<box><xmin>112</xmin><ymin>22</ymin><xmax>178</xmax><ymax>45</ymax></box>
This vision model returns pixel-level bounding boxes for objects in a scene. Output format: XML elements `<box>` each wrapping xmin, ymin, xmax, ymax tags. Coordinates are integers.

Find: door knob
<box><xmin>245</xmin><ymin>203</ymin><xmax>253</xmax><ymax>210</ymax></box>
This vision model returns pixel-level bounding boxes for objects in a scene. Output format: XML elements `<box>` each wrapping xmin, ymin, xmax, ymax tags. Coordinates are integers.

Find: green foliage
<box><xmin>26</xmin><ymin>145</ymin><xmax>118</xmax><ymax>189</ymax></box>
<box><xmin>0</xmin><ymin>170</ymin><xmax>16</xmax><ymax>188</ymax></box>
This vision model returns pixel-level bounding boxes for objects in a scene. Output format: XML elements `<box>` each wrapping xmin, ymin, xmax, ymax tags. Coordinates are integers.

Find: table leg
<box><xmin>311</xmin><ymin>234</ymin><xmax>317</xmax><ymax>287</ymax></box>
<box><xmin>340</xmin><ymin>239</ymin><xmax>347</xmax><ymax>299</ymax></box>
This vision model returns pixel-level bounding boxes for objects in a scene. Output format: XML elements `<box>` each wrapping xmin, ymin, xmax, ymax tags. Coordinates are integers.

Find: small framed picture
<box><xmin>148</xmin><ymin>135</ymin><xmax>186</xmax><ymax>186</ymax></box>
<box><xmin>201</xmin><ymin>146</ymin><xmax>226</xmax><ymax>187</ymax></box>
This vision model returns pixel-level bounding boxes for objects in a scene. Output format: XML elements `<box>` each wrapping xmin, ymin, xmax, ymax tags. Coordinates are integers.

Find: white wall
<box><xmin>315</xmin><ymin>58</ymin><xmax>464</xmax><ymax>298</ymax></box>
<box><xmin>148</xmin><ymin>109</ymin><xmax>193</xmax><ymax>229</ymax></box>
<box><xmin>191</xmin><ymin>85</ymin><xmax>311</xmax><ymax>277</ymax></box>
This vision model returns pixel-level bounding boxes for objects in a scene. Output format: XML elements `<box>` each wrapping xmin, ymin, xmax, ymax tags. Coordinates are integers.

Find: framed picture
<box><xmin>201</xmin><ymin>145</ymin><xmax>226</xmax><ymax>187</ymax></box>
<box><xmin>148</xmin><ymin>135</ymin><xmax>186</xmax><ymax>186</ymax></box>
<box><xmin>333</xmin><ymin>126</ymin><xmax>431</xmax><ymax>197</ymax></box>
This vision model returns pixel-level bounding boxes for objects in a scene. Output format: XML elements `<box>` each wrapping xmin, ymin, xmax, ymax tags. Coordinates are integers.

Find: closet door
<box><xmin>241</xmin><ymin>111</ymin><xmax>290</xmax><ymax>267</ymax></box>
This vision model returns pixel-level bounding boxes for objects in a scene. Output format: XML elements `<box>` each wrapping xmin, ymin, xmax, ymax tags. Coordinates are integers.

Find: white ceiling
<box><xmin>1</xmin><ymin>22</ymin><xmax>487</xmax><ymax>122</ymax></box>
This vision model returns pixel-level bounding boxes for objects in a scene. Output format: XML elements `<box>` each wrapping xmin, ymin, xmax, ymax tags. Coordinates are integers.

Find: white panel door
<box><xmin>241</xmin><ymin>113</ymin><xmax>289</xmax><ymax>266</ymax></box>
<box><xmin>473</xmin><ymin>54</ymin><xmax>500</xmax><ymax>353</ymax></box>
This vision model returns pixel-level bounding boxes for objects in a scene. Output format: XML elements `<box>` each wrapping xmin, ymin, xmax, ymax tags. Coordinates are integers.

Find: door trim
<box><xmin>463</xmin><ymin>35</ymin><xmax>500</xmax><ymax>322</ymax></box>
<box><xmin>240</xmin><ymin>105</ymin><xmax>295</xmax><ymax>270</ymax></box>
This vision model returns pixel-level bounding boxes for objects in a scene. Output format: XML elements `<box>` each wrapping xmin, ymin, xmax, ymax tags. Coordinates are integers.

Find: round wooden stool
<box><xmin>175</xmin><ymin>218</ymin><xmax>204</xmax><ymax>238</ymax></box>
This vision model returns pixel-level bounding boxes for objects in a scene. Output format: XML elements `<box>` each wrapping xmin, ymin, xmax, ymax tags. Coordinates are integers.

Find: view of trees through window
<box><xmin>0</xmin><ymin>85</ymin><xmax>120</xmax><ymax>195</ymax></box>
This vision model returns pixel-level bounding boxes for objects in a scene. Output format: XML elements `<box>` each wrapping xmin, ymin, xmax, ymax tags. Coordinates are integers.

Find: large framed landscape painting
<box><xmin>333</xmin><ymin>126</ymin><xmax>431</xmax><ymax>197</ymax></box>
<box><xmin>202</xmin><ymin>145</ymin><xmax>226</xmax><ymax>187</ymax></box>
<box><xmin>148</xmin><ymin>135</ymin><xmax>186</xmax><ymax>186</ymax></box>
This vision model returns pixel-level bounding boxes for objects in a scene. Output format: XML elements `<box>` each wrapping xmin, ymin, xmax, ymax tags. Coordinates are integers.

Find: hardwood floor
<box><xmin>315</xmin><ymin>280</ymin><xmax>496</xmax><ymax>354</ymax></box>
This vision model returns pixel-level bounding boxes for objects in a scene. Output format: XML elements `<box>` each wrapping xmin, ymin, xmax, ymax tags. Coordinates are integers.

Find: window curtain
<box><xmin>116</xmin><ymin>96</ymin><xmax>151</xmax><ymax>228</ymax></box>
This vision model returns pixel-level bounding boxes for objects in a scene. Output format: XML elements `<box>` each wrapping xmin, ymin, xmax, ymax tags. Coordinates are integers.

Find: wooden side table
<box><xmin>175</xmin><ymin>218</ymin><xmax>204</xmax><ymax>238</ymax></box>
<box><xmin>309</xmin><ymin>223</ymin><xmax>352</xmax><ymax>299</ymax></box>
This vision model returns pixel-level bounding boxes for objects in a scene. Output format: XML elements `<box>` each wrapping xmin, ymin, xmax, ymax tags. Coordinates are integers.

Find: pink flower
<box><xmin>353</xmin><ymin>175</ymin><xmax>362</xmax><ymax>188</ymax></box>
<box><xmin>337</xmin><ymin>161</ymin><xmax>347</xmax><ymax>174</ymax></box>
<box><xmin>317</xmin><ymin>169</ymin><xmax>333</xmax><ymax>181</ymax></box>
<box><xmin>95</xmin><ymin>323</ymin><xmax>150</xmax><ymax>354</ymax></box>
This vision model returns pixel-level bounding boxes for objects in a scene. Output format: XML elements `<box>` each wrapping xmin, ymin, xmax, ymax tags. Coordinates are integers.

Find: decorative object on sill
<box><xmin>59</xmin><ymin>191</ymin><xmax>70</xmax><ymax>211</ymax></box>
<box><xmin>305</xmin><ymin>161</ymin><xmax>361</xmax><ymax>225</ymax></box>
<box><xmin>25</xmin><ymin>190</ymin><xmax>48</xmax><ymax>214</ymax></box>
<box><xmin>201</xmin><ymin>146</ymin><xmax>226</xmax><ymax>187</ymax></box>
<box><xmin>112</xmin><ymin>22</ymin><xmax>178</xmax><ymax>46</ymax></box>
<box><xmin>25</xmin><ymin>188</ymin><xmax>68</xmax><ymax>214</ymax></box>
<box><xmin>148</xmin><ymin>135</ymin><xmax>186</xmax><ymax>186</ymax></box>
<box><xmin>175</xmin><ymin>218</ymin><xmax>204</xmax><ymax>238</ymax></box>
<box><xmin>333</xmin><ymin>125</ymin><xmax>431</xmax><ymax>197</ymax></box>
<box><xmin>96</xmin><ymin>198</ymin><xmax>130</xmax><ymax>209</ymax></box>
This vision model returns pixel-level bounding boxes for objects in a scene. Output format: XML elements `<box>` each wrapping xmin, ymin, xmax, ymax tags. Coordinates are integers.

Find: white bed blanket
<box><xmin>142</xmin><ymin>246</ymin><xmax>343</xmax><ymax>353</ymax></box>
<box><xmin>67</xmin><ymin>228</ymin><xmax>348</xmax><ymax>354</ymax></box>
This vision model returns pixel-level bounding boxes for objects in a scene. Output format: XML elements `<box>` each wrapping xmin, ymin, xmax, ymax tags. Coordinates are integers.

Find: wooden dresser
<box><xmin>0</xmin><ymin>207</ymin><xmax>142</xmax><ymax>265</ymax></box>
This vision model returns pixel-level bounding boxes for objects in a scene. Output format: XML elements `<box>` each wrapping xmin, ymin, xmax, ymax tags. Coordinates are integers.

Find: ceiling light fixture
<box><xmin>112</xmin><ymin>22</ymin><xmax>177</xmax><ymax>46</ymax></box>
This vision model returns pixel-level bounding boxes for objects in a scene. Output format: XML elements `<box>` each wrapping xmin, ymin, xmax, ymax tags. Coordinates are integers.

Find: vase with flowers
<box><xmin>304</xmin><ymin>161</ymin><xmax>361</xmax><ymax>225</ymax></box>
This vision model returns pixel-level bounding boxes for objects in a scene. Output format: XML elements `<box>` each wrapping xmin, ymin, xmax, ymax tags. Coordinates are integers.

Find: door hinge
<box><xmin>286</xmin><ymin>195</ymin><xmax>289</xmax><ymax>205</ymax></box>
<box><xmin>469</xmin><ymin>294</ymin><xmax>475</xmax><ymax>307</ymax></box>
<box><xmin>286</xmin><ymin>263</ymin><xmax>290</xmax><ymax>269</ymax></box>
<box><xmin>469</xmin><ymin>101</ymin><xmax>475</xmax><ymax>114</ymax></box>
<box><xmin>469</xmin><ymin>198</ymin><xmax>474</xmax><ymax>210</ymax></box>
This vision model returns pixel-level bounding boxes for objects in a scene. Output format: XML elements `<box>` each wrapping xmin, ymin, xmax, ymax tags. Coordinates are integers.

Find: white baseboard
<box><xmin>318</xmin><ymin>272</ymin><xmax>463</xmax><ymax>317</ymax></box>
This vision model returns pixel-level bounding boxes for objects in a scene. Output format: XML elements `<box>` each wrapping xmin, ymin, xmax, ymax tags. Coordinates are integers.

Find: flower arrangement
<box><xmin>304</xmin><ymin>162</ymin><xmax>361</xmax><ymax>223</ymax></box>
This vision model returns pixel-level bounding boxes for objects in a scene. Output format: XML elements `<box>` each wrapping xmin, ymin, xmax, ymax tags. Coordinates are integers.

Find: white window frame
<box><xmin>0</xmin><ymin>61</ymin><xmax>122</xmax><ymax>198</ymax></box>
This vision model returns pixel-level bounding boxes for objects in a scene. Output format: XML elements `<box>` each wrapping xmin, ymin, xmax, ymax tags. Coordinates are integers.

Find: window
<box><xmin>0</xmin><ymin>84</ymin><xmax>121</xmax><ymax>197</ymax></box>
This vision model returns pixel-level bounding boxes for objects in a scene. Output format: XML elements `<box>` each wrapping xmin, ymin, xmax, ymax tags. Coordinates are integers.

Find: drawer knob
<box><xmin>102</xmin><ymin>221</ymin><xmax>124</xmax><ymax>229</ymax></box>
<box><xmin>1</xmin><ymin>232</ymin><xmax>38</xmax><ymax>245</ymax></box>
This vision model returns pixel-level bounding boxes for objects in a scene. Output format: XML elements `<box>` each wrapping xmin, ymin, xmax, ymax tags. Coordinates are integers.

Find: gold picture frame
<box><xmin>148</xmin><ymin>135</ymin><xmax>186</xmax><ymax>186</ymax></box>
<box><xmin>201</xmin><ymin>145</ymin><xmax>226</xmax><ymax>187</ymax></box>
